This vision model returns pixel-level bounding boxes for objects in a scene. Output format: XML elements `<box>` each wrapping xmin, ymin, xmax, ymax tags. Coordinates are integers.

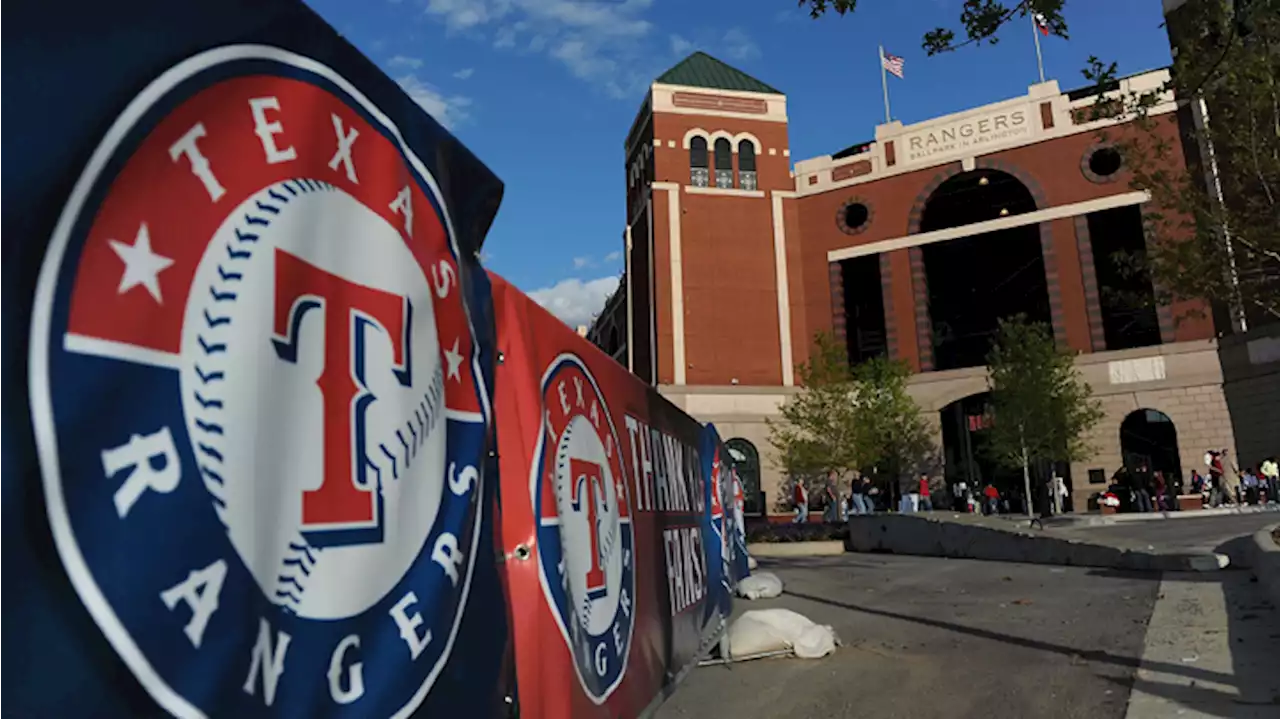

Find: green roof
<box><xmin>655</xmin><ymin>52</ymin><xmax>781</xmax><ymax>95</ymax></box>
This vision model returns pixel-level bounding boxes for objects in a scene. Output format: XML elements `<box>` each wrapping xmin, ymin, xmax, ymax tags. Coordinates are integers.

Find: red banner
<box><xmin>490</xmin><ymin>274</ymin><xmax>717</xmax><ymax>719</ymax></box>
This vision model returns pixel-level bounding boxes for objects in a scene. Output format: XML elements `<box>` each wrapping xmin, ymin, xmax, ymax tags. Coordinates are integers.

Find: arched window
<box><xmin>689</xmin><ymin>137</ymin><xmax>709</xmax><ymax>187</ymax></box>
<box><xmin>725</xmin><ymin>438</ymin><xmax>762</xmax><ymax>515</ymax></box>
<box><xmin>737</xmin><ymin>140</ymin><xmax>757</xmax><ymax>191</ymax></box>
<box><xmin>713</xmin><ymin>138</ymin><xmax>733</xmax><ymax>188</ymax></box>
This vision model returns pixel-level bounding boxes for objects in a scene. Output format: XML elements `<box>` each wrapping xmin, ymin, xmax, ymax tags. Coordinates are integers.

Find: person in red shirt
<box><xmin>792</xmin><ymin>480</ymin><xmax>809</xmax><ymax>523</ymax></box>
<box><xmin>918</xmin><ymin>473</ymin><xmax>934</xmax><ymax>511</ymax></box>
<box><xmin>983</xmin><ymin>484</ymin><xmax>1000</xmax><ymax>516</ymax></box>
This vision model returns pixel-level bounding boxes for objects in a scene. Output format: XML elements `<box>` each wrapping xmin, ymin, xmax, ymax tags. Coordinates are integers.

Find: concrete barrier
<box><xmin>847</xmin><ymin>513</ymin><xmax>1229</xmax><ymax>571</ymax></box>
<box><xmin>746</xmin><ymin>541</ymin><xmax>847</xmax><ymax>558</ymax></box>
<box><xmin>1246</xmin><ymin>524</ymin><xmax>1280</xmax><ymax>607</ymax></box>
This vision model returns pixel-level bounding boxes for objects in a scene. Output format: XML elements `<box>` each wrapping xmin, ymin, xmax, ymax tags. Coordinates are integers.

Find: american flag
<box><xmin>881</xmin><ymin>50</ymin><xmax>905</xmax><ymax>79</ymax></box>
<box><xmin>1034</xmin><ymin>13</ymin><xmax>1050</xmax><ymax>36</ymax></box>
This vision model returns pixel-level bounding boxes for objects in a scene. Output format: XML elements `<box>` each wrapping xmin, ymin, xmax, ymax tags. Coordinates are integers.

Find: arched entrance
<box><xmin>1120</xmin><ymin>409</ymin><xmax>1182</xmax><ymax>480</ymax></box>
<box><xmin>726</xmin><ymin>438</ymin><xmax>762</xmax><ymax>515</ymax></box>
<box><xmin>940</xmin><ymin>391</ymin><xmax>1074</xmax><ymax>513</ymax></box>
<box><xmin>919</xmin><ymin>170</ymin><xmax>1052</xmax><ymax>370</ymax></box>
<box><xmin>940</xmin><ymin>392</ymin><xmax>1001</xmax><ymax>490</ymax></box>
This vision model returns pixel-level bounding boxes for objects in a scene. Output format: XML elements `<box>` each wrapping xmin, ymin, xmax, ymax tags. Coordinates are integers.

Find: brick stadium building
<box><xmin>588</xmin><ymin>49</ymin><xmax>1277</xmax><ymax>517</ymax></box>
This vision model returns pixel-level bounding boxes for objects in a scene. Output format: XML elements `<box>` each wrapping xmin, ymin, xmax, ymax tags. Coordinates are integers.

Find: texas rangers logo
<box><xmin>29</xmin><ymin>46</ymin><xmax>490</xmax><ymax>718</ymax></box>
<box><xmin>531</xmin><ymin>354</ymin><xmax>635</xmax><ymax>703</ymax></box>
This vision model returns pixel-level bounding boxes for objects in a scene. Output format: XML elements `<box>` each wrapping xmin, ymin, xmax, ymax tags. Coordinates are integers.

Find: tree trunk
<box><xmin>1020</xmin><ymin>426</ymin><xmax>1033</xmax><ymax>518</ymax></box>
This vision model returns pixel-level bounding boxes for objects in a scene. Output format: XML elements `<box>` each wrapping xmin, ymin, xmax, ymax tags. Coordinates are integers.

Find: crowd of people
<box><xmin>790</xmin><ymin>450</ymin><xmax>1279</xmax><ymax>522</ymax></box>
<box><xmin>791</xmin><ymin>471</ymin><xmax>1021</xmax><ymax>522</ymax></box>
<box><xmin>1102</xmin><ymin>449</ymin><xmax>1280</xmax><ymax>513</ymax></box>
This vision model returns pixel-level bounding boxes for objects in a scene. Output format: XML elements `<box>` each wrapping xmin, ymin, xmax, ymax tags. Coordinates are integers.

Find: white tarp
<box><xmin>726</xmin><ymin>608</ymin><xmax>840</xmax><ymax>660</ymax></box>
<box><xmin>736</xmin><ymin>571</ymin><xmax>783</xmax><ymax>600</ymax></box>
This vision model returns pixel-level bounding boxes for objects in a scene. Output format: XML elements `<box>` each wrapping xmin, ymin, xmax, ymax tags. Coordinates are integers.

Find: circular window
<box><xmin>1083</xmin><ymin>146</ymin><xmax>1123</xmax><ymax>182</ymax></box>
<box><xmin>837</xmin><ymin>199</ymin><xmax>872</xmax><ymax>235</ymax></box>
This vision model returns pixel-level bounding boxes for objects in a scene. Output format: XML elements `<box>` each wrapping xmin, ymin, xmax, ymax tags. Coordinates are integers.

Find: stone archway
<box><xmin>913</xmin><ymin>169</ymin><xmax>1055</xmax><ymax>371</ymax></box>
<box><xmin>1120</xmin><ymin>408</ymin><xmax>1182</xmax><ymax>480</ymax></box>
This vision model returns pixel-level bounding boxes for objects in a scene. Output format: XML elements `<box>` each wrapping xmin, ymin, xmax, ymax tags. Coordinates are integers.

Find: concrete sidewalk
<box><xmin>1024</xmin><ymin>504</ymin><xmax>1280</xmax><ymax>528</ymax></box>
<box><xmin>846</xmin><ymin>512</ymin><xmax>1230</xmax><ymax>571</ymax></box>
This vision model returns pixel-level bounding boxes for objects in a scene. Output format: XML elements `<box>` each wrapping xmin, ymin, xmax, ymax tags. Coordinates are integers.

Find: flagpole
<box><xmin>878</xmin><ymin>45</ymin><xmax>892</xmax><ymax>123</ymax></box>
<box><xmin>1031</xmin><ymin>15</ymin><xmax>1046</xmax><ymax>83</ymax></box>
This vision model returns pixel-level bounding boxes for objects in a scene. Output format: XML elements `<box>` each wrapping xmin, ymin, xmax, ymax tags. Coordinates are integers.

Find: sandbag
<box><xmin>726</xmin><ymin>609</ymin><xmax>840</xmax><ymax>660</ymax></box>
<box><xmin>725</xmin><ymin>614</ymin><xmax>791</xmax><ymax>657</ymax></box>
<box><xmin>737</xmin><ymin>571</ymin><xmax>783</xmax><ymax>599</ymax></box>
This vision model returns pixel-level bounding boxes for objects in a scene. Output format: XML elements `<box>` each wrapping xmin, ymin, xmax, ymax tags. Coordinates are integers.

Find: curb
<box><xmin>746</xmin><ymin>540</ymin><xmax>846</xmax><ymax>558</ymax></box>
<box><xmin>847</xmin><ymin>514</ymin><xmax>1228</xmax><ymax>572</ymax></box>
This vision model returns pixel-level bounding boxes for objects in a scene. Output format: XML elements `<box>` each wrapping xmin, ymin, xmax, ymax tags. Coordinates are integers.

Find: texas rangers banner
<box><xmin>697</xmin><ymin>425</ymin><xmax>734</xmax><ymax>641</ymax></box>
<box><xmin>701</xmin><ymin>424</ymin><xmax>751</xmax><ymax>596</ymax></box>
<box><xmin>5</xmin><ymin>1</ymin><xmax>509</xmax><ymax>717</ymax></box>
<box><xmin>490</xmin><ymin>274</ymin><xmax>720</xmax><ymax>718</ymax></box>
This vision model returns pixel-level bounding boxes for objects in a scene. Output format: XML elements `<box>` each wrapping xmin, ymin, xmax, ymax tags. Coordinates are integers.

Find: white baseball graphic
<box><xmin>178</xmin><ymin>179</ymin><xmax>448</xmax><ymax>620</ymax></box>
<box><xmin>553</xmin><ymin>415</ymin><xmax>624</xmax><ymax>636</ymax></box>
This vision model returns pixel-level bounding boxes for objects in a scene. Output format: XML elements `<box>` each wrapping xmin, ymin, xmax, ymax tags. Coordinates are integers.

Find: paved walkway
<box><xmin>1125</xmin><ymin>572</ymin><xmax>1280</xmax><ymax>718</ymax></box>
<box><xmin>655</xmin><ymin>554</ymin><xmax>1280</xmax><ymax>719</ymax></box>
<box><xmin>1052</xmin><ymin>513</ymin><xmax>1280</xmax><ymax>556</ymax></box>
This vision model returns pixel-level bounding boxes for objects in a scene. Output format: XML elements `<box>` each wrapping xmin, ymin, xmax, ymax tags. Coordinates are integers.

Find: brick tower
<box><xmin>622</xmin><ymin>52</ymin><xmax>800</xmax><ymax>388</ymax></box>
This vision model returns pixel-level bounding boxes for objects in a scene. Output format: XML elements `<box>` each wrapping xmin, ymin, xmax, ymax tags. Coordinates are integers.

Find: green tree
<box><xmin>849</xmin><ymin>356</ymin><xmax>935</xmax><ymax>502</ymax></box>
<box><xmin>1082</xmin><ymin>1</ymin><xmax>1280</xmax><ymax>326</ymax></box>
<box><xmin>798</xmin><ymin>0</ymin><xmax>1068</xmax><ymax>55</ymax></box>
<box><xmin>768</xmin><ymin>333</ymin><xmax>933</xmax><ymax>508</ymax></box>
<box><xmin>767</xmin><ymin>332</ymin><xmax>862</xmax><ymax>506</ymax></box>
<box><xmin>985</xmin><ymin>317</ymin><xmax>1104</xmax><ymax>516</ymax></box>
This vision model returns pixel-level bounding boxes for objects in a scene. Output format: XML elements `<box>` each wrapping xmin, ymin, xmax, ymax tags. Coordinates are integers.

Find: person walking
<box><xmin>849</xmin><ymin>476</ymin><xmax>872</xmax><ymax>515</ymax></box>
<box><xmin>823</xmin><ymin>478</ymin><xmax>841</xmax><ymax>523</ymax></box>
<box><xmin>982</xmin><ymin>483</ymin><xmax>1000</xmax><ymax>516</ymax></box>
<box><xmin>1133</xmin><ymin>462</ymin><xmax>1155</xmax><ymax>513</ymax></box>
<box><xmin>863</xmin><ymin>477</ymin><xmax>880</xmax><ymax>513</ymax></box>
<box><xmin>1261</xmin><ymin>456</ymin><xmax>1279</xmax><ymax>505</ymax></box>
<box><xmin>792</xmin><ymin>479</ymin><xmax>809</xmax><ymax>524</ymax></box>
<box><xmin>1153</xmin><ymin>471</ymin><xmax>1168</xmax><ymax>512</ymax></box>
<box><xmin>917</xmin><ymin>473</ymin><xmax>934</xmax><ymax>512</ymax></box>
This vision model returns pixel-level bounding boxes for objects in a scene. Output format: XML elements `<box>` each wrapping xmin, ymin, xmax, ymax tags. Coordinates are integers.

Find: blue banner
<box><xmin>3</xmin><ymin>1</ymin><xmax>507</xmax><ymax>717</ymax></box>
<box><xmin>699</xmin><ymin>424</ymin><xmax>743</xmax><ymax>633</ymax></box>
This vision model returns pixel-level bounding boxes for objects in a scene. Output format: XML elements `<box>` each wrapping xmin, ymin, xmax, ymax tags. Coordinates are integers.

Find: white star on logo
<box><xmin>444</xmin><ymin>336</ymin><xmax>464</xmax><ymax>382</ymax></box>
<box><xmin>109</xmin><ymin>223</ymin><xmax>174</xmax><ymax>303</ymax></box>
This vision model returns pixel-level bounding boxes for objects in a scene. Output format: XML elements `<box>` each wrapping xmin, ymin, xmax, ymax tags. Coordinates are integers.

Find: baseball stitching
<box><xmin>188</xmin><ymin>177</ymin><xmax>440</xmax><ymax>614</ymax></box>
<box><xmin>556</xmin><ymin>421</ymin><xmax>618</xmax><ymax>628</ymax></box>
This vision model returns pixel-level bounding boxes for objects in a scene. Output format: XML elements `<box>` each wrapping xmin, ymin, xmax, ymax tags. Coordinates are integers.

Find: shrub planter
<box><xmin>744</xmin><ymin>521</ymin><xmax>849</xmax><ymax>558</ymax></box>
<box><xmin>747</xmin><ymin>541</ymin><xmax>847</xmax><ymax>558</ymax></box>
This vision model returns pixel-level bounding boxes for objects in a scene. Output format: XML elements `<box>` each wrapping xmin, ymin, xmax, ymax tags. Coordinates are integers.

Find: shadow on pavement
<box><xmin>782</xmin><ymin>588</ymin><xmax>1236</xmax><ymax>688</ymax></box>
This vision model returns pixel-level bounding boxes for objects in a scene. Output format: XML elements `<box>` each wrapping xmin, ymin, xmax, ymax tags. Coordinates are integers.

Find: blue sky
<box><xmin>305</xmin><ymin>0</ymin><xmax>1174</xmax><ymax>327</ymax></box>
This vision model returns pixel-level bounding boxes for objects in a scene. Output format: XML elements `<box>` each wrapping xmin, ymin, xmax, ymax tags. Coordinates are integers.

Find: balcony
<box><xmin>738</xmin><ymin>171</ymin><xmax>757</xmax><ymax>191</ymax></box>
<box><xmin>690</xmin><ymin>167</ymin><xmax>709</xmax><ymax>187</ymax></box>
<box><xmin>714</xmin><ymin>169</ymin><xmax>734</xmax><ymax>189</ymax></box>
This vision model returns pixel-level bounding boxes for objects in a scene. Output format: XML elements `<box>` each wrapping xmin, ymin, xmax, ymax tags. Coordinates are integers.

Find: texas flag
<box><xmin>1034</xmin><ymin>13</ymin><xmax>1050</xmax><ymax>36</ymax></box>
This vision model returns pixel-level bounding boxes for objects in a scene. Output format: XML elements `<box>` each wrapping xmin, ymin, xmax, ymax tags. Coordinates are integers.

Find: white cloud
<box><xmin>529</xmin><ymin>276</ymin><xmax>620</xmax><ymax>327</ymax></box>
<box><xmin>422</xmin><ymin>0</ymin><xmax>655</xmax><ymax>97</ymax></box>
<box><xmin>669</xmin><ymin>34</ymin><xmax>693</xmax><ymax>57</ymax></box>
<box><xmin>394</xmin><ymin>75</ymin><xmax>473</xmax><ymax>129</ymax></box>
<box><xmin>604</xmin><ymin>250</ymin><xmax>622</xmax><ymax>263</ymax></box>
<box><xmin>453</xmin><ymin>67</ymin><xmax>475</xmax><ymax>79</ymax></box>
<box><xmin>572</xmin><ymin>255</ymin><xmax>593</xmax><ymax>269</ymax></box>
<box><xmin>388</xmin><ymin>55</ymin><xmax>424</xmax><ymax>70</ymax></box>
<box><xmin>424</xmin><ymin>0</ymin><xmax>507</xmax><ymax>32</ymax></box>
<box><xmin>721</xmin><ymin>28</ymin><xmax>760</xmax><ymax>62</ymax></box>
